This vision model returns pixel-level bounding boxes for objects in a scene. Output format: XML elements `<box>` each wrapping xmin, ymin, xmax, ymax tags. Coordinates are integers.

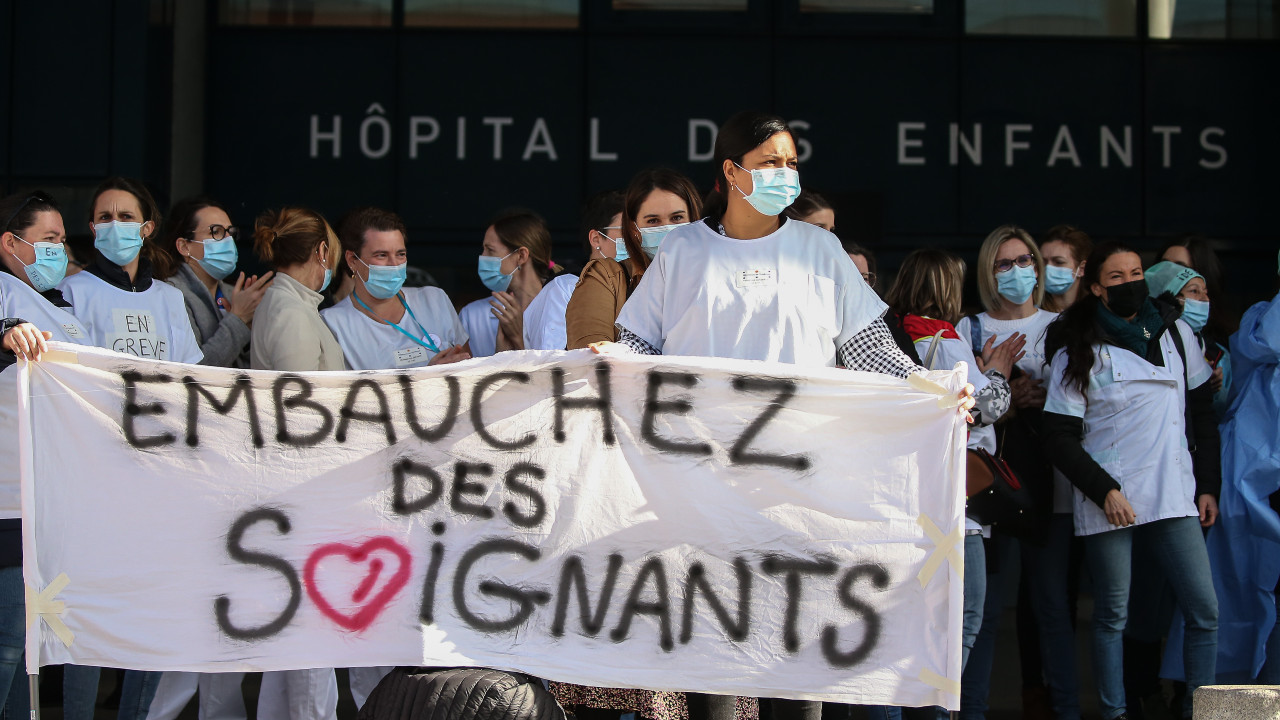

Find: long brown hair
<box><xmin>885</xmin><ymin>249</ymin><xmax>967</xmax><ymax>326</ymax></box>
<box><xmin>620</xmin><ymin>168</ymin><xmax>703</xmax><ymax>273</ymax></box>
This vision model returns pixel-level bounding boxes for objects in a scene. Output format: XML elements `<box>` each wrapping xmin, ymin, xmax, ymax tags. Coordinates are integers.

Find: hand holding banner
<box><xmin>19</xmin><ymin>344</ymin><xmax>967</xmax><ymax>709</ymax></box>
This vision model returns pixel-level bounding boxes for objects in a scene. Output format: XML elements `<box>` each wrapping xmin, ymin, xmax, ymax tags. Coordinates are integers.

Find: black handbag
<box><xmin>965</xmin><ymin>446</ymin><xmax>1036</xmax><ymax>534</ymax></box>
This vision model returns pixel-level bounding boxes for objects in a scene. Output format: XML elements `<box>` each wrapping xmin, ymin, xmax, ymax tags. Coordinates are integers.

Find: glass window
<box><xmin>612</xmin><ymin>0</ymin><xmax>748</xmax><ymax>9</ymax></box>
<box><xmin>405</xmin><ymin>0</ymin><xmax>578</xmax><ymax>27</ymax></box>
<box><xmin>218</xmin><ymin>0</ymin><xmax>393</xmax><ymax>26</ymax></box>
<box><xmin>966</xmin><ymin>0</ymin><xmax>1135</xmax><ymax>35</ymax></box>
<box><xmin>801</xmin><ymin>0</ymin><xmax>933</xmax><ymax>14</ymax></box>
<box><xmin>1150</xmin><ymin>0</ymin><xmax>1275</xmax><ymax>38</ymax></box>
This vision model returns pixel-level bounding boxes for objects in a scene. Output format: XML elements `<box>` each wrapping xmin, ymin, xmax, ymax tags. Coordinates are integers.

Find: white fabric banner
<box><xmin>19</xmin><ymin>343</ymin><xmax>967</xmax><ymax>709</ymax></box>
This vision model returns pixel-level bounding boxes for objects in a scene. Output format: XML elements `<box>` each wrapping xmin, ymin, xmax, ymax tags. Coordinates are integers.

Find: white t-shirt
<box><xmin>523</xmin><ymin>274</ymin><xmax>577</xmax><ymax>351</ymax></box>
<box><xmin>615</xmin><ymin>218</ymin><xmax>886</xmax><ymax>366</ymax></box>
<box><xmin>0</xmin><ymin>273</ymin><xmax>93</xmax><ymax>519</ymax></box>
<box><xmin>321</xmin><ymin>287</ymin><xmax>468</xmax><ymax>371</ymax></box>
<box><xmin>60</xmin><ymin>272</ymin><xmax>203</xmax><ymax>364</ymax></box>
<box><xmin>458</xmin><ymin>298</ymin><xmax>498</xmax><ymax>358</ymax></box>
<box><xmin>956</xmin><ymin>309</ymin><xmax>1060</xmax><ymax>504</ymax></box>
<box><xmin>1044</xmin><ymin>320</ymin><xmax>1212</xmax><ymax>536</ymax></box>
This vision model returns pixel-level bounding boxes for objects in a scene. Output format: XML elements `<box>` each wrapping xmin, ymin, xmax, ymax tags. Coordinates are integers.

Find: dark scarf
<box><xmin>86</xmin><ymin>249</ymin><xmax>154</xmax><ymax>292</ymax></box>
<box><xmin>1096</xmin><ymin>295</ymin><xmax>1181</xmax><ymax>365</ymax></box>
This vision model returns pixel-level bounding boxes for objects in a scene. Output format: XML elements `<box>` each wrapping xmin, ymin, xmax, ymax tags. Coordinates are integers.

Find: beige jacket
<box><xmin>250</xmin><ymin>272</ymin><xmax>345</xmax><ymax>371</ymax></box>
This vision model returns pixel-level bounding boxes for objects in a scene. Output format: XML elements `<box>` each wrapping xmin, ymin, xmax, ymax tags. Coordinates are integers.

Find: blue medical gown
<box><xmin>1164</xmin><ymin>292</ymin><xmax>1280</xmax><ymax>681</ymax></box>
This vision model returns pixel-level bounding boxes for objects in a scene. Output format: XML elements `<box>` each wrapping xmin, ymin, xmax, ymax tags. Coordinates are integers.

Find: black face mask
<box><xmin>1103</xmin><ymin>278</ymin><xmax>1148</xmax><ymax>318</ymax></box>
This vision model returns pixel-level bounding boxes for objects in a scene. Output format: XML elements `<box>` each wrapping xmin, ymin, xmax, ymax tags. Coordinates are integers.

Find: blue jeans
<box><xmin>959</xmin><ymin>533</ymin><xmax>1012</xmax><ymax>720</ymax></box>
<box><xmin>61</xmin><ymin>665</ymin><xmax>102</xmax><ymax>720</ymax></box>
<box><xmin>1086</xmin><ymin>516</ymin><xmax>1217</xmax><ymax>720</ymax></box>
<box><xmin>1021</xmin><ymin>514</ymin><xmax>1081</xmax><ymax>720</ymax></box>
<box><xmin>866</xmin><ymin>533</ymin><xmax>987</xmax><ymax>720</ymax></box>
<box><xmin>120</xmin><ymin>670</ymin><xmax>164</xmax><ymax>720</ymax></box>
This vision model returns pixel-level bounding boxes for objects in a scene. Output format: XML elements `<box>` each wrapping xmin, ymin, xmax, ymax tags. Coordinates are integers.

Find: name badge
<box><xmin>394</xmin><ymin>345</ymin><xmax>429</xmax><ymax>367</ymax></box>
<box><xmin>735</xmin><ymin>269</ymin><xmax>775</xmax><ymax>289</ymax></box>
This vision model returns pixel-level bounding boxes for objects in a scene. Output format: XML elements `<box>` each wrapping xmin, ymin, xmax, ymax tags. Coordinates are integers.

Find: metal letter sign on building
<box><xmin>2</xmin><ymin>2</ymin><xmax>1276</xmax><ymax>297</ymax></box>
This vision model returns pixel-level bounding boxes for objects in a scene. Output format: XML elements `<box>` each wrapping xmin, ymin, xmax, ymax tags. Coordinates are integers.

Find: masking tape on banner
<box><xmin>905</xmin><ymin>373</ymin><xmax>963</xmax><ymax>409</ymax></box>
<box><xmin>26</xmin><ymin>573</ymin><xmax>74</xmax><ymax>647</ymax></box>
<box><xmin>916</xmin><ymin>514</ymin><xmax>963</xmax><ymax>587</ymax></box>
<box><xmin>38</xmin><ymin>350</ymin><xmax>79</xmax><ymax>364</ymax></box>
<box><xmin>918</xmin><ymin>667</ymin><xmax>961</xmax><ymax>697</ymax></box>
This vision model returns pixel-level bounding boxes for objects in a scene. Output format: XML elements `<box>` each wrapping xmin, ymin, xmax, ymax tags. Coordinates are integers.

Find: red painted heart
<box><xmin>304</xmin><ymin>537</ymin><xmax>411</xmax><ymax>631</ymax></box>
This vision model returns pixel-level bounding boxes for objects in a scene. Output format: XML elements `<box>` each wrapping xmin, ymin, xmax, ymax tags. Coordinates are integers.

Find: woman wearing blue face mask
<box><xmin>457</xmin><ymin>209</ymin><xmax>561</xmax><ymax>357</ymax></box>
<box><xmin>322</xmin><ymin>206</ymin><xmax>470</xmax><ymax>372</ymax></box>
<box><xmin>0</xmin><ymin>191</ymin><xmax>95</xmax><ymax>720</ymax></box>
<box><xmin>58</xmin><ymin>177</ymin><xmax>203</xmax><ymax>366</ymax></box>
<box><xmin>250</xmin><ymin>207</ymin><xmax>345</xmax><ymax>373</ymax></box>
<box><xmin>953</xmin><ymin>225</ymin><xmax>1065</xmax><ymax>720</ymax></box>
<box><xmin>52</xmin><ymin>178</ymin><xmax>202</xmax><ymax>720</ymax></box>
<box><xmin>155</xmin><ymin>196</ymin><xmax>274</xmax><ymax>369</ymax></box>
<box><xmin>1040</xmin><ymin>225</ymin><xmax>1092</xmax><ymax>314</ymax></box>
<box><xmin>565</xmin><ymin>170</ymin><xmax>702</xmax><ymax>350</ymax></box>
<box><xmin>1145</xmin><ymin>261</ymin><xmax>1229</xmax><ymax>411</ymax></box>
<box><xmin>602</xmin><ymin>111</ymin><xmax>973</xmax><ymax>720</ymax></box>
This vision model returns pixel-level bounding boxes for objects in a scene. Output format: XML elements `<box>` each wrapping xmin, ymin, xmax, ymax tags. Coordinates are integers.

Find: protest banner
<box><xmin>18</xmin><ymin>343</ymin><xmax>968</xmax><ymax>708</ymax></box>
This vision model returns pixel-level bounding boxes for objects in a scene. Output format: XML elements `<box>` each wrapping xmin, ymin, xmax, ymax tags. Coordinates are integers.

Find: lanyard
<box><xmin>353</xmin><ymin>292</ymin><xmax>440</xmax><ymax>354</ymax></box>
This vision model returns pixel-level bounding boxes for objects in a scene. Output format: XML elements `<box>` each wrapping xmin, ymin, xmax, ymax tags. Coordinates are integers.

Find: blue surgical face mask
<box><xmin>1043</xmin><ymin>265</ymin><xmax>1077</xmax><ymax>295</ymax></box>
<box><xmin>11</xmin><ymin>235</ymin><xmax>68</xmax><ymax>292</ymax></box>
<box><xmin>733</xmin><ymin>163</ymin><xmax>801</xmax><ymax>217</ymax></box>
<box><xmin>1181</xmin><ymin>298</ymin><xmax>1210</xmax><ymax>332</ymax></box>
<box><xmin>357</xmin><ymin>255</ymin><xmax>408</xmax><ymax>300</ymax></box>
<box><xmin>996</xmin><ymin>264</ymin><xmax>1037</xmax><ymax>305</ymax></box>
<box><xmin>192</xmin><ymin>237</ymin><xmax>238</xmax><ymax>281</ymax></box>
<box><xmin>316</xmin><ymin>244</ymin><xmax>332</xmax><ymax>292</ymax></box>
<box><xmin>478</xmin><ymin>252</ymin><xmax>514</xmax><ymax>292</ymax></box>
<box><xmin>637</xmin><ymin>224</ymin><xmax>680</xmax><ymax>259</ymax></box>
<box><xmin>94</xmin><ymin>220</ymin><xmax>145</xmax><ymax>266</ymax></box>
<box><xmin>600</xmin><ymin>227</ymin><xmax>628</xmax><ymax>262</ymax></box>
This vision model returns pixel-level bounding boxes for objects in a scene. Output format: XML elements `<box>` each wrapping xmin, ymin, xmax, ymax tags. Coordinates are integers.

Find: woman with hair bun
<box><xmin>250</xmin><ymin>207</ymin><xmax>344</xmax><ymax>372</ymax></box>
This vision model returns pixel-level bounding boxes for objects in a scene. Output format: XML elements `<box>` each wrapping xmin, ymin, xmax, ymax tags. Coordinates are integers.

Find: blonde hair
<box><xmin>253</xmin><ymin>207</ymin><xmax>340</xmax><ymax>271</ymax></box>
<box><xmin>976</xmin><ymin>224</ymin><xmax>1045</xmax><ymax>313</ymax></box>
<box><xmin>885</xmin><ymin>248</ymin><xmax>967</xmax><ymax>325</ymax></box>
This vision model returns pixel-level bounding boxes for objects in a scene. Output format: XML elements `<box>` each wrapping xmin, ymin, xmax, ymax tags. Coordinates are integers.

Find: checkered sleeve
<box><xmin>837</xmin><ymin>317</ymin><xmax>925</xmax><ymax>379</ymax></box>
<box><xmin>616</xmin><ymin>326</ymin><xmax>661</xmax><ymax>355</ymax></box>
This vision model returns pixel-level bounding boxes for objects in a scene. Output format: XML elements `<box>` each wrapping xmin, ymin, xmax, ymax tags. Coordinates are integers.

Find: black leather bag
<box><xmin>965</xmin><ymin>447</ymin><xmax>1036</xmax><ymax>535</ymax></box>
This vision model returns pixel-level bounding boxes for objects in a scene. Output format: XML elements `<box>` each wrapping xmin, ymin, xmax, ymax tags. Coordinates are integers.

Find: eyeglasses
<box><xmin>862</xmin><ymin>272</ymin><xmax>877</xmax><ymax>288</ymax></box>
<box><xmin>198</xmin><ymin>224</ymin><xmax>239</xmax><ymax>241</ymax></box>
<box><xmin>993</xmin><ymin>253</ymin><xmax>1035</xmax><ymax>274</ymax></box>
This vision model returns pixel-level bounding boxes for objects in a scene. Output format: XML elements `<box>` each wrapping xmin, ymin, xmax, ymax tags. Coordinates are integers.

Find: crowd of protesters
<box><xmin>0</xmin><ymin>110</ymin><xmax>1276</xmax><ymax>720</ymax></box>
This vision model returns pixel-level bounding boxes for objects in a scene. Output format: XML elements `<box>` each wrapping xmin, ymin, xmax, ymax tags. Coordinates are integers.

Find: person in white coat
<box><xmin>1042</xmin><ymin>241</ymin><xmax>1220</xmax><ymax>720</ymax></box>
<box><xmin>0</xmin><ymin>191</ymin><xmax>95</xmax><ymax>720</ymax></box>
